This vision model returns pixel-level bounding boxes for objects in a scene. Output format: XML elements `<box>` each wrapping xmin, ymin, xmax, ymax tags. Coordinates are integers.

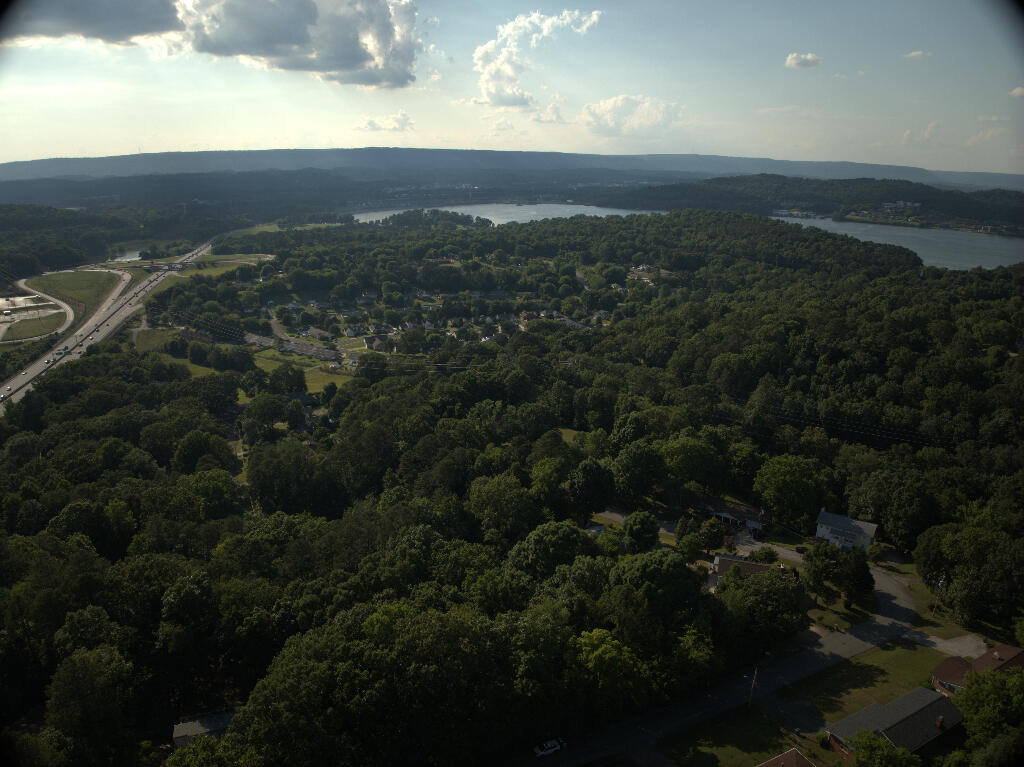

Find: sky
<box><xmin>0</xmin><ymin>0</ymin><xmax>1022</xmax><ymax>173</ymax></box>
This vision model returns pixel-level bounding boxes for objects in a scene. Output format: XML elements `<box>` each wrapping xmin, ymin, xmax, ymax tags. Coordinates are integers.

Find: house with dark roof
<box><xmin>172</xmin><ymin>711</ymin><xmax>235</xmax><ymax>750</ymax></box>
<box><xmin>815</xmin><ymin>510</ymin><xmax>878</xmax><ymax>550</ymax></box>
<box><xmin>755</xmin><ymin>748</ymin><xmax>816</xmax><ymax>767</ymax></box>
<box><xmin>696</xmin><ymin>496</ymin><xmax>770</xmax><ymax>532</ymax></box>
<box><xmin>931</xmin><ymin>643</ymin><xmax>1024</xmax><ymax>696</ymax></box>
<box><xmin>707</xmin><ymin>553</ymin><xmax>786</xmax><ymax>592</ymax></box>
<box><xmin>826</xmin><ymin>687</ymin><xmax>962</xmax><ymax>758</ymax></box>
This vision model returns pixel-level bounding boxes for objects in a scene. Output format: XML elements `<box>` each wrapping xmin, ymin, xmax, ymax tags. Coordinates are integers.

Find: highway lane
<box><xmin>0</xmin><ymin>241</ymin><xmax>211</xmax><ymax>412</ymax></box>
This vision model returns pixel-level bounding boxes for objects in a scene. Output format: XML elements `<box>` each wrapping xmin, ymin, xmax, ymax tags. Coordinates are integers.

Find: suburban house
<box><xmin>815</xmin><ymin>510</ymin><xmax>878</xmax><ymax>550</ymax></box>
<box><xmin>931</xmin><ymin>643</ymin><xmax>1024</xmax><ymax>696</ymax></box>
<box><xmin>363</xmin><ymin>336</ymin><xmax>390</xmax><ymax>351</ymax></box>
<box><xmin>756</xmin><ymin>748</ymin><xmax>817</xmax><ymax>767</ymax></box>
<box><xmin>698</xmin><ymin>497</ymin><xmax>770</xmax><ymax>532</ymax></box>
<box><xmin>707</xmin><ymin>553</ymin><xmax>784</xmax><ymax>592</ymax></box>
<box><xmin>826</xmin><ymin>687</ymin><xmax>962</xmax><ymax>758</ymax></box>
<box><xmin>172</xmin><ymin>711</ymin><xmax>235</xmax><ymax>750</ymax></box>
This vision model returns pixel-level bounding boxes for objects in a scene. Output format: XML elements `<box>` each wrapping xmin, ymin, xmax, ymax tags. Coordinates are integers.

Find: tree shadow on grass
<box><xmin>779</xmin><ymin>661</ymin><xmax>887</xmax><ymax>717</ymax></box>
<box><xmin>670</xmin><ymin>744</ymin><xmax>719</xmax><ymax>766</ymax></box>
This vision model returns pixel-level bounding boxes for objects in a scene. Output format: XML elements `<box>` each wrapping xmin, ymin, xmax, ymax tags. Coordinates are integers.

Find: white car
<box><xmin>533</xmin><ymin>738</ymin><xmax>566</xmax><ymax>758</ymax></box>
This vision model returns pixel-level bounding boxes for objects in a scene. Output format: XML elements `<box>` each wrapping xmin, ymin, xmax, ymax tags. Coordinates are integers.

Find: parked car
<box><xmin>534</xmin><ymin>738</ymin><xmax>567</xmax><ymax>757</ymax></box>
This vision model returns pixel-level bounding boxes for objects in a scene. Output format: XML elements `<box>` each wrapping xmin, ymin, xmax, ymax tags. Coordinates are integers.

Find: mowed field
<box><xmin>132</xmin><ymin>331</ymin><xmax>353</xmax><ymax>394</ymax></box>
<box><xmin>27</xmin><ymin>270</ymin><xmax>119</xmax><ymax>332</ymax></box>
<box><xmin>2</xmin><ymin>312</ymin><xmax>65</xmax><ymax>341</ymax></box>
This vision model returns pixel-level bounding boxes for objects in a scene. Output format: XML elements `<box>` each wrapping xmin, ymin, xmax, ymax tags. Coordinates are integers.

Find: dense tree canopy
<box><xmin>1</xmin><ymin>207</ymin><xmax>1022</xmax><ymax>764</ymax></box>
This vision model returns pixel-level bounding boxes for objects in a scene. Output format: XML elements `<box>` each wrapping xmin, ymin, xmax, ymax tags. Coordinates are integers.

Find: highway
<box><xmin>0</xmin><ymin>241</ymin><xmax>211</xmax><ymax>412</ymax></box>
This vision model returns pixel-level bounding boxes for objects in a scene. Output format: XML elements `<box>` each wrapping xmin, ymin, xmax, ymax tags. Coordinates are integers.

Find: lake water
<box><xmin>773</xmin><ymin>216</ymin><xmax>1023</xmax><ymax>270</ymax></box>
<box><xmin>354</xmin><ymin>203</ymin><xmax>1023</xmax><ymax>270</ymax></box>
<box><xmin>354</xmin><ymin>203</ymin><xmax>657</xmax><ymax>225</ymax></box>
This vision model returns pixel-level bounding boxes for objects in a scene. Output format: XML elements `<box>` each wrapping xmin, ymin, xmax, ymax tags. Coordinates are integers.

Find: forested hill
<box><xmin>0</xmin><ymin>204</ymin><xmax>255</xmax><ymax>282</ymax></box>
<box><xmin>3</xmin><ymin>147</ymin><xmax>1023</xmax><ymax>190</ymax></box>
<box><xmin>586</xmin><ymin>174</ymin><xmax>1024</xmax><ymax>232</ymax></box>
<box><xmin>0</xmin><ymin>210</ymin><xmax>1021</xmax><ymax>766</ymax></box>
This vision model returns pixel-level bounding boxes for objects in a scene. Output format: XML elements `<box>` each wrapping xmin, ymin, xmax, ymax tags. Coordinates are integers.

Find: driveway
<box><xmin>732</xmin><ymin>526</ymin><xmax>804</xmax><ymax>563</ymax></box>
<box><xmin>594</xmin><ymin>508</ymin><xmax>678</xmax><ymax>538</ymax></box>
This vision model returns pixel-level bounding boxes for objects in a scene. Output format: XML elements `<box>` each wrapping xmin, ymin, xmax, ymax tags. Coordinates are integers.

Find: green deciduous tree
<box><xmin>622</xmin><ymin>511</ymin><xmax>660</xmax><ymax>554</ymax></box>
<box><xmin>45</xmin><ymin>645</ymin><xmax>135</xmax><ymax>767</ymax></box>
<box><xmin>849</xmin><ymin>730</ymin><xmax>921</xmax><ymax>767</ymax></box>
<box><xmin>753</xmin><ymin>454</ymin><xmax>825</xmax><ymax>532</ymax></box>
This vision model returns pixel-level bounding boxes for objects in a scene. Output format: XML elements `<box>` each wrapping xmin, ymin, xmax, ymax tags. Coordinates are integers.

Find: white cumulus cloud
<box><xmin>356</xmin><ymin>108</ymin><xmax>413</xmax><ymax>131</ymax></box>
<box><xmin>1010</xmin><ymin>86</ymin><xmax>1024</xmax><ymax>98</ymax></box>
<box><xmin>901</xmin><ymin>121</ymin><xmax>938</xmax><ymax>146</ymax></box>
<box><xmin>472</xmin><ymin>9</ymin><xmax>601</xmax><ymax>108</ymax></box>
<box><xmin>785</xmin><ymin>52</ymin><xmax>821</xmax><ymax>69</ymax></box>
<box><xmin>580</xmin><ymin>94</ymin><xmax>685</xmax><ymax>137</ymax></box>
<box><xmin>902</xmin><ymin>50</ymin><xmax>932</xmax><ymax>59</ymax></box>
<box><xmin>966</xmin><ymin>126</ymin><xmax>1004</xmax><ymax>147</ymax></box>
<box><xmin>532</xmin><ymin>103</ymin><xmax>566</xmax><ymax>124</ymax></box>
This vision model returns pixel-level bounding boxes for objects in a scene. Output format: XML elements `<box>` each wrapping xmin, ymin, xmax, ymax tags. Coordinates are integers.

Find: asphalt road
<box><xmin>0</xmin><ymin>242</ymin><xmax>210</xmax><ymax>413</ymax></box>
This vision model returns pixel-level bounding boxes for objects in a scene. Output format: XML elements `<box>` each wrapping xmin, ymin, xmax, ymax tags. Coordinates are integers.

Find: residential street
<box><xmin>512</xmin><ymin>560</ymin><xmax>984</xmax><ymax>767</ymax></box>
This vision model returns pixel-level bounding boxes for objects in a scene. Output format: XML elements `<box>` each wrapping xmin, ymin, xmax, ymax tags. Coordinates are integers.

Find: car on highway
<box><xmin>533</xmin><ymin>738</ymin><xmax>567</xmax><ymax>757</ymax></box>
<box><xmin>44</xmin><ymin>359</ymin><xmax>51</xmax><ymax>364</ymax></box>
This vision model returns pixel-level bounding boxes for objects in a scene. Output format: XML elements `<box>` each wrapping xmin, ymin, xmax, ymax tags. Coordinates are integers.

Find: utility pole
<box><xmin>747</xmin><ymin>666</ymin><xmax>759</xmax><ymax>709</ymax></box>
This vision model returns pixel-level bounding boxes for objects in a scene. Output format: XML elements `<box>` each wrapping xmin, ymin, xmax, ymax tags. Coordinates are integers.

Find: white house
<box><xmin>816</xmin><ymin>510</ymin><xmax>878</xmax><ymax>550</ymax></box>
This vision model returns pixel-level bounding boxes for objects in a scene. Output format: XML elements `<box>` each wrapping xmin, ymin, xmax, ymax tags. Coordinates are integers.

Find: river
<box><xmin>354</xmin><ymin>203</ymin><xmax>1023</xmax><ymax>270</ymax></box>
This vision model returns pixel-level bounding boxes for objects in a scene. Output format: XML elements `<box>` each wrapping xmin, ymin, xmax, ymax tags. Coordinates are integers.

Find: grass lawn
<box><xmin>193</xmin><ymin>253</ymin><xmax>272</xmax><ymax>264</ymax></box>
<box><xmin>3</xmin><ymin>312</ymin><xmax>65</xmax><ymax>341</ymax></box>
<box><xmin>184</xmin><ymin>262</ymin><xmax>242</xmax><ymax>278</ymax></box>
<box><xmin>134</xmin><ymin>328</ymin><xmax>179</xmax><ymax>353</ymax></box>
<box><xmin>304</xmin><ymin>367</ymin><xmax>353</xmax><ymax>392</ymax></box>
<box><xmin>147</xmin><ymin>352</ymin><xmax>217</xmax><ymax>378</ymax></box>
<box><xmin>146</xmin><ymin>274</ymin><xmax>189</xmax><ymax>298</ymax></box>
<box><xmin>253</xmin><ymin>349</ymin><xmax>352</xmax><ymax>393</ymax></box>
<box><xmin>778</xmin><ymin>640</ymin><xmax>945</xmax><ymax>721</ymax></box>
<box><xmin>123</xmin><ymin>267</ymin><xmax>154</xmax><ymax>289</ymax></box>
<box><xmin>759</xmin><ymin>528</ymin><xmax>807</xmax><ymax>548</ymax></box>
<box><xmin>659</xmin><ymin>706</ymin><xmax>840</xmax><ymax>767</ymax></box>
<box><xmin>906</xmin><ymin>581</ymin><xmax>971</xmax><ymax>640</ymax></box>
<box><xmin>337</xmin><ymin>338</ymin><xmax>366</xmax><ymax>351</ymax></box>
<box><xmin>27</xmin><ymin>270</ymin><xmax>119</xmax><ymax>332</ymax></box>
<box><xmin>807</xmin><ymin>601</ymin><xmax>872</xmax><ymax>633</ymax></box>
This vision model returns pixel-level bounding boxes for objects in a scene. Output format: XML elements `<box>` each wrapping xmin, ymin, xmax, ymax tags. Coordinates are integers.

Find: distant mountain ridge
<box><xmin>2</xmin><ymin>147</ymin><xmax>1022</xmax><ymax>191</ymax></box>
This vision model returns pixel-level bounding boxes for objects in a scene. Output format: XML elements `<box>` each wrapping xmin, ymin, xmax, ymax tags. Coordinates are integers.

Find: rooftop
<box><xmin>932</xmin><ymin>643</ymin><xmax>1024</xmax><ymax>688</ymax></box>
<box><xmin>816</xmin><ymin>510</ymin><xmax>878</xmax><ymax>538</ymax></box>
<box><xmin>828</xmin><ymin>687</ymin><xmax>962</xmax><ymax>753</ymax></box>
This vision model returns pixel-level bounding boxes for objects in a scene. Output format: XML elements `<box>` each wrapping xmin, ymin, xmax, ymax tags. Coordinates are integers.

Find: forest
<box><xmin>0</xmin><ymin>205</ymin><xmax>251</xmax><ymax>282</ymax></box>
<box><xmin>0</xmin><ymin>208</ymin><xmax>1022</xmax><ymax>766</ymax></box>
<box><xmin>587</xmin><ymin>175</ymin><xmax>1024</xmax><ymax>233</ymax></box>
